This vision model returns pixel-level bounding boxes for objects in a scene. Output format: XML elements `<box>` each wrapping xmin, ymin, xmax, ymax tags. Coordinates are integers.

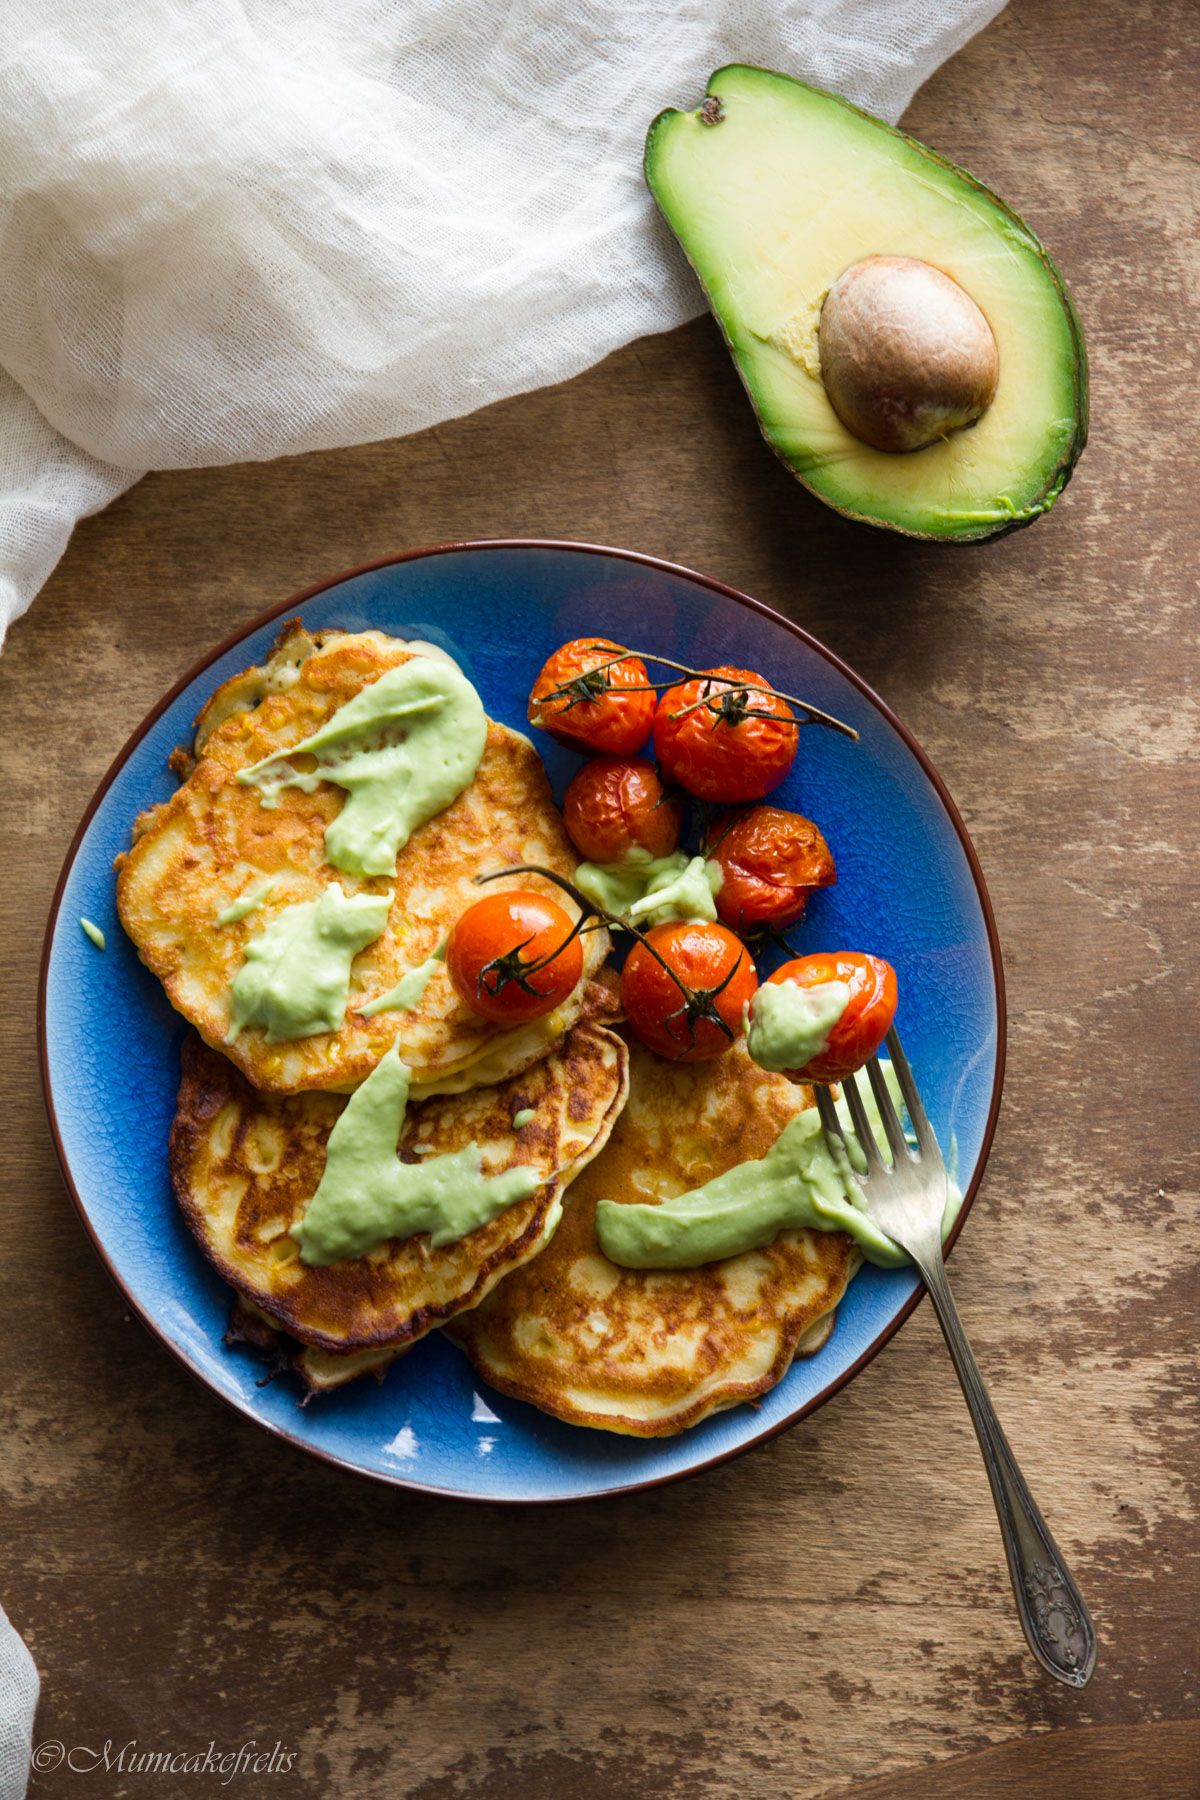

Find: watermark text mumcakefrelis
<box><xmin>32</xmin><ymin>1740</ymin><xmax>296</xmax><ymax>1782</ymax></box>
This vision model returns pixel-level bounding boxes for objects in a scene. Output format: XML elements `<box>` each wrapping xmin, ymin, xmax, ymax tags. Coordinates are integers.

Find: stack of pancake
<box><xmin>117</xmin><ymin>626</ymin><xmax>858</xmax><ymax>1435</ymax></box>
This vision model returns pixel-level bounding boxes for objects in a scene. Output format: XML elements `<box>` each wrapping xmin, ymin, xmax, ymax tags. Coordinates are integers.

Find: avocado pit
<box><xmin>818</xmin><ymin>255</ymin><xmax>999</xmax><ymax>454</ymax></box>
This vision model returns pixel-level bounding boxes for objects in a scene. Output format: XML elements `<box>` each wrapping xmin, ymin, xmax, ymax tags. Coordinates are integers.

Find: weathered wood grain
<box><xmin>0</xmin><ymin>1</ymin><xmax>1196</xmax><ymax>1795</ymax></box>
<box><xmin>824</xmin><ymin>1721</ymin><xmax>1200</xmax><ymax>1800</ymax></box>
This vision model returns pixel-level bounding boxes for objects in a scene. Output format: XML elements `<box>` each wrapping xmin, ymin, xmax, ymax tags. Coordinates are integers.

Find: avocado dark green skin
<box><xmin>645</xmin><ymin>67</ymin><xmax>1089</xmax><ymax>544</ymax></box>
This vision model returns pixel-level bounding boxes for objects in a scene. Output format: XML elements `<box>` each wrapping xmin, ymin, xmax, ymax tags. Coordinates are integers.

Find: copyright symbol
<box><xmin>32</xmin><ymin>1741</ymin><xmax>64</xmax><ymax>1772</ymax></box>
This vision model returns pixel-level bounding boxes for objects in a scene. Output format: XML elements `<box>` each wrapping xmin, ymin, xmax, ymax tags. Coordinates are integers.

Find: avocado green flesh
<box><xmin>645</xmin><ymin>65</ymin><xmax>1087</xmax><ymax>541</ymax></box>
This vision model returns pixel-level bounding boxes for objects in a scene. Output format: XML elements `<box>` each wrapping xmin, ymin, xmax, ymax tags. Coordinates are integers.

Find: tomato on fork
<box><xmin>764</xmin><ymin>951</ymin><xmax>897</xmax><ymax>1082</ymax></box>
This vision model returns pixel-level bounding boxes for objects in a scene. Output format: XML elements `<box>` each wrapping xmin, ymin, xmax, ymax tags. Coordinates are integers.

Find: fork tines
<box><xmin>812</xmin><ymin>1029</ymin><xmax>943</xmax><ymax>1174</ymax></box>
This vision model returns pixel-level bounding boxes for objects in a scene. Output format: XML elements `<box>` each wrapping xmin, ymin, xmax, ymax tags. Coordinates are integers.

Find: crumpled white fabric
<box><xmin>0</xmin><ymin>1607</ymin><xmax>38</xmax><ymax>1800</ymax></box>
<box><xmin>0</xmin><ymin>0</ymin><xmax>1004</xmax><ymax>648</ymax></box>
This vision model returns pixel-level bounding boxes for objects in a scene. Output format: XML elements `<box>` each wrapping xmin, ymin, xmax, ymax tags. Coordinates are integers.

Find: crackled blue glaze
<box><xmin>43</xmin><ymin>544</ymin><xmax>1002</xmax><ymax>1503</ymax></box>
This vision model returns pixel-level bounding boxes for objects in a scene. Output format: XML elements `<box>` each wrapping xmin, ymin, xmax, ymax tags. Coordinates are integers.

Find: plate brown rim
<box><xmin>37</xmin><ymin>536</ymin><xmax>1007</xmax><ymax>1506</ymax></box>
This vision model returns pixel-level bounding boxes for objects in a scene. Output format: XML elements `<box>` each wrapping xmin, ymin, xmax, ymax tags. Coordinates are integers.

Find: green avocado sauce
<box><xmin>237</xmin><ymin>655</ymin><xmax>488</xmax><ymax>877</ymax></box>
<box><xmin>293</xmin><ymin>1042</ymin><xmax>540</xmax><ymax>1265</ymax></box>
<box><xmin>744</xmin><ymin>978</ymin><xmax>850</xmax><ymax>1073</ymax></box>
<box><xmin>358</xmin><ymin>943</ymin><xmax>445</xmax><ymax>1017</ymax></box>
<box><xmin>80</xmin><ymin>917</ymin><xmax>106</xmax><ymax>950</ymax></box>
<box><xmin>226</xmin><ymin>883</ymin><xmax>392</xmax><ymax>1043</ymax></box>
<box><xmin>216</xmin><ymin>878</ymin><xmax>277</xmax><ymax>925</ymax></box>
<box><xmin>575</xmin><ymin>849</ymin><xmax>723</xmax><ymax>926</ymax></box>
<box><xmin>596</xmin><ymin>1063</ymin><xmax>961</xmax><ymax>1271</ymax></box>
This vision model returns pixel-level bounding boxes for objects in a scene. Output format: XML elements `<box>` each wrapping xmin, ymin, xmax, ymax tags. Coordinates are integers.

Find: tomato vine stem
<box><xmin>534</xmin><ymin>645</ymin><xmax>857</xmax><ymax>742</ymax></box>
<box><xmin>473</xmin><ymin>863</ymin><xmax>740</xmax><ymax>1042</ymax></box>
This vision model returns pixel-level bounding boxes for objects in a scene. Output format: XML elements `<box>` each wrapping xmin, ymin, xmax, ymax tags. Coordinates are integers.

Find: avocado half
<box><xmin>645</xmin><ymin>66</ymin><xmax>1089</xmax><ymax>542</ymax></box>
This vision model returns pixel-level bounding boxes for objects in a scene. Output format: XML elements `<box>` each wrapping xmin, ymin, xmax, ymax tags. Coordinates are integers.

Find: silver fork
<box><xmin>814</xmin><ymin>1027</ymin><xmax>1097</xmax><ymax>1688</ymax></box>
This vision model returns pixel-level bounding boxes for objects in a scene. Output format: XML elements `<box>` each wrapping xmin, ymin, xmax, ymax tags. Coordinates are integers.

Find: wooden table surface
<box><xmin>2</xmin><ymin>2</ymin><xmax>1196</xmax><ymax>1795</ymax></box>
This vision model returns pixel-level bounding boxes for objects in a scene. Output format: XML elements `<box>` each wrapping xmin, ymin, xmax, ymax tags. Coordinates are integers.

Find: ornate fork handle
<box><xmin>909</xmin><ymin>1241</ymin><xmax>1097</xmax><ymax>1687</ymax></box>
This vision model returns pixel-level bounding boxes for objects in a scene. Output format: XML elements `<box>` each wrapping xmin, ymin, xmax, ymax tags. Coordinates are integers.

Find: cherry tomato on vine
<box><xmin>446</xmin><ymin>890</ymin><xmax>584</xmax><ymax>1025</ymax></box>
<box><xmin>764</xmin><ymin>952</ymin><xmax>897</xmax><ymax>1083</ymax></box>
<box><xmin>706</xmin><ymin>806</ymin><xmax>836</xmax><ymax>930</ymax></box>
<box><xmin>620</xmin><ymin>920</ymin><xmax>757</xmax><ymax>1062</ymax></box>
<box><xmin>652</xmin><ymin>666</ymin><xmax>797</xmax><ymax>803</ymax></box>
<box><xmin>562</xmin><ymin>757</ymin><xmax>682</xmax><ymax>863</ymax></box>
<box><xmin>528</xmin><ymin>638</ymin><xmax>655</xmax><ymax>756</ymax></box>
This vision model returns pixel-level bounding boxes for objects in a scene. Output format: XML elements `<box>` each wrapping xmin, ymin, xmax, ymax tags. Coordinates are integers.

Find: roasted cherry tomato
<box><xmin>765</xmin><ymin>952</ymin><xmax>897</xmax><ymax>1083</ymax></box>
<box><xmin>706</xmin><ymin>806</ymin><xmax>836</xmax><ymax>929</ymax></box>
<box><xmin>621</xmin><ymin>920</ymin><xmax>757</xmax><ymax>1062</ymax></box>
<box><xmin>653</xmin><ymin>666</ymin><xmax>796</xmax><ymax>802</ymax></box>
<box><xmin>446</xmin><ymin>890</ymin><xmax>584</xmax><ymax>1025</ymax></box>
<box><xmin>562</xmin><ymin>757</ymin><xmax>682</xmax><ymax>863</ymax></box>
<box><xmin>528</xmin><ymin>638</ymin><xmax>655</xmax><ymax>756</ymax></box>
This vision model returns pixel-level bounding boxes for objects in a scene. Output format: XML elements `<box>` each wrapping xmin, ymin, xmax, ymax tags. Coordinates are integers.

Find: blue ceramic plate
<box><xmin>40</xmin><ymin>541</ymin><xmax>1004</xmax><ymax>1503</ymax></box>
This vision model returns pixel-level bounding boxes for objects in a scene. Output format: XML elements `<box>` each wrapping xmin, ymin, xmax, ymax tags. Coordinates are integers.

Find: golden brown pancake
<box><xmin>170</xmin><ymin>1008</ymin><xmax>629</xmax><ymax>1358</ymax></box>
<box><xmin>117</xmin><ymin>625</ymin><xmax>607</xmax><ymax>1095</ymax></box>
<box><xmin>447</xmin><ymin>1036</ymin><xmax>858</xmax><ymax>1435</ymax></box>
<box><xmin>225</xmin><ymin>1295</ymin><xmax>409</xmax><ymax>1394</ymax></box>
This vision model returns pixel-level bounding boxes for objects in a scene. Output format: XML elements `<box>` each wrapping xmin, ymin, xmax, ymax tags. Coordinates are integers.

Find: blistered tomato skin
<box><xmin>562</xmin><ymin>758</ymin><xmax>683</xmax><ymax>863</ymax></box>
<box><xmin>707</xmin><ymin>806</ymin><xmax>836</xmax><ymax>929</ymax></box>
<box><xmin>620</xmin><ymin>920</ymin><xmax>758</xmax><ymax>1062</ymax></box>
<box><xmin>766</xmin><ymin>951</ymin><xmax>897</xmax><ymax>1082</ymax></box>
<box><xmin>653</xmin><ymin>666</ymin><xmax>797</xmax><ymax>802</ymax></box>
<box><xmin>446</xmin><ymin>890</ymin><xmax>584</xmax><ymax>1026</ymax></box>
<box><xmin>528</xmin><ymin>639</ymin><xmax>656</xmax><ymax>756</ymax></box>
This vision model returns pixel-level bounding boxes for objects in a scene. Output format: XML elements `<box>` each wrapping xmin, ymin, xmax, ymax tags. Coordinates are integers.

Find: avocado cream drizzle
<box><xmin>216</xmin><ymin>878</ymin><xmax>277</xmax><ymax>925</ymax></box>
<box><xmin>575</xmin><ymin>849</ymin><xmax>722</xmax><ymax>926</ymax></box>
<box><xmin>358</xmin><ymin>943</ymin><xmax>445</xmax><ymax>1017</ymax></box>
<box><xmin>293</xmin><ymin>1042</ymin><xmax>540</xmax><ymax>1265</ymax></box>
<box><xmin>744</xmin><ymin>978</ymin><xmax>850</xmax><ymax>1073</ymax></box>
<box><xmin>236</xmin><ymin>655</ymin><xmax>488</xmax><ymax>877</ymax></box>
<box><xmin>596</xmin><ymin>1063</ymin><xmax>961</xmax><ymax>1271</ymax></box>
<box><xmin>226</xmin><ymin>883</ymin><xmax>392</xmax><ymax>1043</ymax></box>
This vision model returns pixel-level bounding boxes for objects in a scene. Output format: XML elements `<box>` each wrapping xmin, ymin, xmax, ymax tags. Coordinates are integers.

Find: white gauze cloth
<box><xmin>0</xmin><ymin>0</ymin><xmax>1005</xmax><ymax>648</ymax></box>
<box><xmin>0</xmin><ymin>0</ymin><xmax>1004</xmax><ymax>647</ymax></box>
<box><xmin>0</xmin><ymin>1610</ymin><xmax>37</xmax><ymax>1800</ymax></box>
